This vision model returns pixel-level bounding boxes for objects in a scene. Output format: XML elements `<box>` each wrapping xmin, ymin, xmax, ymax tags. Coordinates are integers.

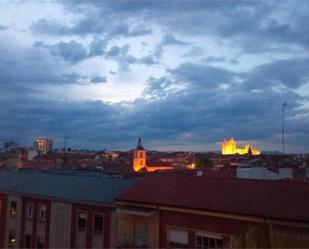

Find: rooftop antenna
<box><xmin>63</xmin><ymin>136</ymin><xmax>69</xmax><ymax>169</ymax></box>
<box><xmin>64</xmin><ymin>136</ymin><xmax>69</xmax><ymax>152</ymax></box>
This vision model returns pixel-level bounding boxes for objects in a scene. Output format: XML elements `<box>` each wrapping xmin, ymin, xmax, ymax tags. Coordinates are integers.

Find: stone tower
<box><xmin>133</xmin><ymin>137</ymin><xmax>147</xmax><ymax>172</ymax></box>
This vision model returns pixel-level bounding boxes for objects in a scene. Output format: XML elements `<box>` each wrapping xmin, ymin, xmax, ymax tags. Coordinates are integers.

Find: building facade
<box><xmin>34</xmin><ymin>139</ymin><xmax>53</xmax><ymax>154</ymax></box>
<box><xmin>132</xmin><ymin>138</ymin><xmax>174</xmax><ymax>172</ymax></box>
<box><xmin>116</xmin><ymin>174</ymin><xmax>309</xmax><ymax>248</ymax></box>
<box><xmin>0</xmin><ymin>170</ymin><xmax>136</xmax><ymax>248</ymax></box>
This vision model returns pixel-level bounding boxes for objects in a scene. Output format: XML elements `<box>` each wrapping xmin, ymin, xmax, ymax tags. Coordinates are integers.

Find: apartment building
<box><xmin>0</xmin><ymin>170</ymin><xmax>136</xmax><ymax>248</ymax></box>
<box><xmin>116</xmin><ymin>174</ymin><xmax>309</xmax><ymax>248</ymax></box>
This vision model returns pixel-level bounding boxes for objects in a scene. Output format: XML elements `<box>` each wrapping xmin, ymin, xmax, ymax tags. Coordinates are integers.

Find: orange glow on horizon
<box><xmin>145</xmin><ymin>165</ymin><xmax>174</xmax><ymax>172</ymax></box>
<box><xmin>222</xmin><ymin>138</ymin><xmax>261</xmax><ymax>156</ymax></box>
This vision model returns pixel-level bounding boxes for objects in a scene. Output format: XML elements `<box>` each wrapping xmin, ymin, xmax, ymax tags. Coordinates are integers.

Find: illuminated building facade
<box><xmin>222</xmin><ymin>138</ymin><xmax>260</xmax><ymax>156</ymax></box>
<box><xmin>133</xmin><ymin>138</ymin><xmax>147</xmax><ymax>172</ymax></box>
<box><xmin>34</xmin><ymin>139</ymin><xmax>53</xmax><ymax>154</ymax></box>
<box><xmin>132</xmin><ymin>138</ymin><xmax>174</xmax><ymax>172</ymax></box>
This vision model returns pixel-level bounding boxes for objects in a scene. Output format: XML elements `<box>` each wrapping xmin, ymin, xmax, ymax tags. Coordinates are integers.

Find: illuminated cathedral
<box><xmin>222</xmin><ymin>138</ymin><xmax>261</xmax><ymax>156</ymax></box>
<box><xmin>133</xmin><ymin>137</ymin><xmax>174</xmax><ymax>172</ymax></box>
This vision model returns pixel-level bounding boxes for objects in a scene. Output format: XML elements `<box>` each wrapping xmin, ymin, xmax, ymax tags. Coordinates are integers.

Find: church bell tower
<box><xmin>133</xmin><ymin>137</ymin><xmax>147</xmax><ymax>172</ymax></box>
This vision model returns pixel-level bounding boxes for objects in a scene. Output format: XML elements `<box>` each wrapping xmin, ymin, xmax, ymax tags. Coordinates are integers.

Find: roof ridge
<box><xmin>145</xmin><ymin>173</ymin><xmax>309</xmax><ymax>185</ymax></box>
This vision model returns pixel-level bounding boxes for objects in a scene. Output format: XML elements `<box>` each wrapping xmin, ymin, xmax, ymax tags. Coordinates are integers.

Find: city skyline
<box><xmin>1</xmin><ymin>1</ymin><xmax>309</xmax><ymax>152</ymax></box>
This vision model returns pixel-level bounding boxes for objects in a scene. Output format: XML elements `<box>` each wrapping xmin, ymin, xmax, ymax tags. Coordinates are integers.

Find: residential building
<box><xmin>0</xmin><ymin>170</ymin><xmax>136</xmax><ymax>248</ymax></box>
<box><xmin>116</xmin><ymin>174</ymin><xmax>309</xmax><ymax>248</ymax></box>
<box><xmin>34</xmin><ymin>139</ymin><xmax>53</xmax><ymax>154</ymax></box>
<box><xmin>3</xmin><ymin>141</ymin><xmax>18</xmax><ymax>153</ymax></box>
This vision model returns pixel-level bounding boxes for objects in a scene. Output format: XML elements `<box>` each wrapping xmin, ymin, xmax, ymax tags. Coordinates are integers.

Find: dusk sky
<box><xmin>0</xmin><ymin>0</ymin><xmax>309</xmax><ymax>152</ymax></box>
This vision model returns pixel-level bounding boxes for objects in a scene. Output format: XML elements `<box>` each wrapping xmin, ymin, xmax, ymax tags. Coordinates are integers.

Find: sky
<box><xmin>0</xmin><ymin>0</ymin><xmax>309</xmax><ymax>152</ymax></box>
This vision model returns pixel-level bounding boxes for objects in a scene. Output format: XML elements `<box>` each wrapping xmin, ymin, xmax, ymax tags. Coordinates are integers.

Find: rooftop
<box><xmin>0</xmin><ymin>169</ymin><xmax>137</xmax><ymax>205</ymax></box>
<box><xmin>117</xmin><ymin>174</ymin><xmax>309</xmax><ymax>222</ymax></box>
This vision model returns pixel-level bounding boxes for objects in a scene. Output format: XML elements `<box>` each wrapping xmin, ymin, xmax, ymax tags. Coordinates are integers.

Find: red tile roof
<box><xmin>117</xmin><ymin>174</ymin><xmax>309</xmax><ymax>222</ymax></box>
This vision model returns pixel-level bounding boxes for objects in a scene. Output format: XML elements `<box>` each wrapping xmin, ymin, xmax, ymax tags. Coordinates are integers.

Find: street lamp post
<box><xmin>282</xmin><ymin>102</ymin><xmax>287</xmax><ymax>154</ymax></box>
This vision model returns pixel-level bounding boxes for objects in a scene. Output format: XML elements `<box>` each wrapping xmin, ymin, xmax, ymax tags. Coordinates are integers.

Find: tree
<box><xmin>195</xmin><ymin>153</ymin><xmax>214</xmax><ymax>169</ymax></box>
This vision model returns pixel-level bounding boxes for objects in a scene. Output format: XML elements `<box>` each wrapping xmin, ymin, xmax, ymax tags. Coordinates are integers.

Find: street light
<box><xmin>282</xmin><ymin>102</ymin><xmax>287</xmax><ymax>154</ymax></box>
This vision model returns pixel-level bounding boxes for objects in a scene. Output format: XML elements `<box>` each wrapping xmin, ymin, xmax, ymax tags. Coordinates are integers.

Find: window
<box><xmin>134</xmin><ymin>223</ymin><xmax>148</xmax><ymax>247</ymax></box>
<box><xmin>168</xmin><ymin>228</ymin><xmax>188</xmax><ymax>248</ymax></box>
<box><xmin>39</xmin><ymin>205</ymin><xmax>46</xmax><ymax>222</ymax></box>
<box><xmin>25</xmin><ymin>235</ymin><xmax>32</xmax><ymax>248</ymax></box>
<box><xmin>77</xmin><ymin>211</ymin><xmax>87</xmax><ymax>230</ymax></box>
<box><xmin>196</xmin><ymin>233</ymin><xmax>223</xmax><ymax>249</ymax></box>
<box><xmin>37</xmin><ymin>240</ymin><xmax>44</xmax><ymax>248</ymax></box>
<box><xmin>93</xmin><ymin>213</ymin><xmax>104</xmax><ymax>232</ymax></box>
<box><xmin>26</xmin><ymin>203</ymin><xmax>33</xmax><ymax>219</ymax></box>
<box><xmin>10</xmin><ymin>201</ymin><xmax>17</xmax><ymax>217</ymax></box>
<box><xmin>8</xmin><ymin>230</ymin><xmax>16</xmax><ymax>248</ymax></box>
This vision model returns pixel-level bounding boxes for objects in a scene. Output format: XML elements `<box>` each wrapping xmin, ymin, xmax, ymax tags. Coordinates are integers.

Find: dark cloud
<box><xmin>136</xmin><ymin>73</ymin><xmax>307</xmax><ymax>148</ymax></box>
<box><xmin>105</xmin><ymin>44</ymin><xmax>137</xmax><ymax>70</ymax></box>
<box><xmin>203</xmin><ymin>56</ymin><xmax>226</xmax><ymax>63</ymax></box>
<box><xmin>246</xmin><ymin>58</ymin><xmax>309</xmax><ymax>89</ymax></box>
<box><xmin>229</xmin><ymin>59</ymin><xmax>240</xmax><ymax>65</ymax></box>
<box><xmin>169</xmin><ymin>63</ymin><xmax>236</xmax><ymax>88</ymax></box>
<box><xmin>0</xmin><ymin>25</ymin><xmax>8</xmax><ymax>31</ymax></box>
<box><xmin>1</xmin><ymin>0</ymin><xmax>309</xmax><ymax>152</ymax></box>
<box><xmin>142</xmin><ymin>77</ymin><xmax>174</xmax><ymax>99</ymax></box>
<box><xmin>0</xmin><ymin>45</ymin><xmax>71</xmax><ymax>86</ymax></box>
<box><xmin>201</xmin><ymin>56</ymin><xmax>239</xmax><ymax>65</ymax></box>
<box><xmin>137</xmin><ymin>55</ymin><xmax>158</xmax><ymax>65</ymax></box>
<box><xmin>106</xmin><ymin>46</ymin><xmax>122</xmax><ymax>57</ymax></box>
<box><xmin>182</xmin><ymin>46</ymin><xmax>203</xmax><ymax>58</ymax></box>
<box><xmin>61</xmin><ymin>73</ymin><xmax>83</xmax><ymax>84</ymax></box>
<box><xmin>90</xmin><ymin>76</ymin><xmax>107</xmax><ymax>83</ymax></box>
<box><xmin>161</xmin><ymin>34</ymin><xmax>190</xmax><ymax>46</ymax></box>
<box><xmin>1</xmin><ymin>62</ymin><xmax>308</xmax><ymax>151</ymax></box>
<box><xmin>153</xmin><ymin>34</ymin><xmax>190</xmax><ymax>59</ymax></box>
<box><xmin>32</xmin><ymin>1</ymin><xmax>309</xmax><ymax>54</ymax></box>
<box><xmin>88</xmin><ymin>37</ymin><xmax>107</xmax><ymax>57</ymax></box>
<box><xmin>31</xmin><ymin>19</ymin><xmax>71</xmax><ymax>36</ymax></box>
<box><xmin>109</xmin><ymin>24</ymin><xmax>152</xmax><ymax>37</ymax></box>
<box><xmin>49</xmin><ymin>40</ymin><xmax>88</xmax><ymax>64</ymax></box>
<box><xmin>34</xmin><ymin>40</ymin><xmax>88</xmax><ymax>64</ymax></box>
<box><xmin>31</xmin><ymin>17</ymin><xmax>151</xmax><ymax>38</ymax></box>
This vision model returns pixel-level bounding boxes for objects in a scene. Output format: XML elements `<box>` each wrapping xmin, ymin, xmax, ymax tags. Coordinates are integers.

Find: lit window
<box><xmin>26</xmin><ymin>203</ymin><xmax>33</xmax><ymax>219</ymax></box>
<box><xmin>196</xmin><ymin>232</ymin><xmax>223</xmax><ymax>249</ymax></box>
<box><xmin>39</xmin><ymin>205</ymin><xmax>46</xmax><ymax>222</ymax></box>
<box><xmin>8</xmin><ymin>230</ymin><xmax>16</xmax><ymax>248</ymax></box>
<box><xmin>78</xmin><ymin>211</ymin><xmax>87</xmax><ymax>230</ymax></box>
<box><xmin>93</xmin><ymin>213</ymin><xmax>104</xmax><ymax>232</ymax></box>
<box><xmin>10</xmin><ymin>201</ymin><xmax>17</xmax><ymax>217</ymax></box>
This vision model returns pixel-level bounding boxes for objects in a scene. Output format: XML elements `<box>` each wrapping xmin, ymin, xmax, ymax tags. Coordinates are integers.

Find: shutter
<box><xmin>169</xmin><ymin>228</ymin><xmax>188</xmax><ymax>245</ymax></box>
<box><xmin>134</xmin><ymin>223</ymin><xmax>148</xmax><ymax>246</ymax></box>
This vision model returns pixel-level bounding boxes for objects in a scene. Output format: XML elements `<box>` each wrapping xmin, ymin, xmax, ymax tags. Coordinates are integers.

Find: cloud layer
<box><xmin>0</xmin><ymin>0</ymin><xmax>309</xmax><ymax>152</ymax></box>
